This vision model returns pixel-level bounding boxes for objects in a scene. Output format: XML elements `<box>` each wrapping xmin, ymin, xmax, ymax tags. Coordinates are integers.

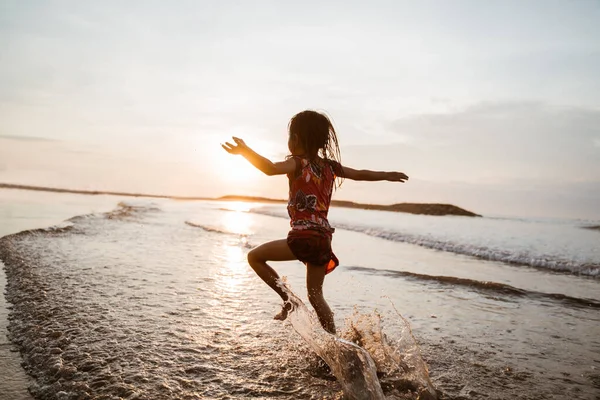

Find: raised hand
<box><xmin>388</xmin><ymin>172</ymin><xmax>409</xmax><ymax>182</ymax></box>
<box><xmin>221</xmin><ymin>137</ymin><xmax>249</xmax><ymax>155</ymax></box>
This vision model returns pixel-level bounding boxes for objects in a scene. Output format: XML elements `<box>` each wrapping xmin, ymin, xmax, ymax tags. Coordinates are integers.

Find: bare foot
<box><xmin>274</xmin><ymin>302</ymin><xmax>293</xmax><ymax>321</ymax></box>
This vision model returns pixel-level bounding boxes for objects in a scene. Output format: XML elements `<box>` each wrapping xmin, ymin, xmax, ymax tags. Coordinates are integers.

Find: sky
<box><xmin>0</xmin><ymin>0</ymin><xmax>599</xmax><ymax>219</ymax></box>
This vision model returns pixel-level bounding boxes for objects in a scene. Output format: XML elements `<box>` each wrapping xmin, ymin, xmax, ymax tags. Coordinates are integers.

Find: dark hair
<box><xmin>288</xmin><ymin>110</ymin><xmax>343</xmax><ymax>187</ymax></box>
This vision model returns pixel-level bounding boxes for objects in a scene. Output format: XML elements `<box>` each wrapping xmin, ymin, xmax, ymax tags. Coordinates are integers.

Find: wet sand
<box><xmin>0</xmin><ymin>263</ymin><xmax>35</xmax><ymax>400</ymax></box>
<box><xmin>0</xmin><ymin>190</ymin><xmax>124</xmax><ymax>399</ymax></box>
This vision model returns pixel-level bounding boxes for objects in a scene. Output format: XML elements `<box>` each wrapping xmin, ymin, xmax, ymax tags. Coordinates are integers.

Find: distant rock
<box><xmin>582</xmin><ymin>225</ymin><xmax>600</xmax><ymax>231</ymax></box>
<box><xmin>330</xmin><ymin>200</ymin><xmax>482</xmax><ymax>217</ymax></box>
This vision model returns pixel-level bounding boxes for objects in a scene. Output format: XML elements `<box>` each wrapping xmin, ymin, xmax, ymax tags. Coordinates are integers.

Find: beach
<box><xmin>3</xmin><ymin>1</ymin><xmax>600</xmax><ymax>398</ymax></box>
<box><xmin>0</xmin><ymin>190</ymin><xmax>128</xmax><ymax>400</ymax></box>
<box><xmin>1</xmin><ymin>188</ymin><xmax>599</xmax><ymax>399</ymax></box>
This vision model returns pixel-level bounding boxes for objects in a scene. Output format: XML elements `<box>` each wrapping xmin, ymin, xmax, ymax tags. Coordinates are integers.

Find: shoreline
<box><xmin>0</xmin><ymin>183</ymin><xmax>481</xmax><ymax>217</ymax></box>
<box><xmin>0</xmin><ymin>261</ymin><xmax>35</xmax><ymax>400</ymax></box>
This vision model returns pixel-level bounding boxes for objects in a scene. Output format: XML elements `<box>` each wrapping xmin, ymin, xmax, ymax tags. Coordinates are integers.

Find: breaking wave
<box><xmin>184</xmin><ymin>221</ymin><xmax>235</xmax><ymax>235</ymax></box>
<box><xmin>345</xmin><ymin>266</ymin><xmax>600</xmax><ymax>309</ymax></box>
<box><xmin>248</xmin><ymin>209</ymin><xmax>600</xmax><ymax>277</ymax></box>
<box><xmin>184</xmin><ymin>221</ymin><xmax>252</xmax><ymax>248</ymax></box>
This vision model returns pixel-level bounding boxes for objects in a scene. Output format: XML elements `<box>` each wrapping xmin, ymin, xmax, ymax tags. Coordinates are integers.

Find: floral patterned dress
<box><xmin>286</xmin><ymin>156</ymin><xmax>342</xmax><ymax>273</ymax></box>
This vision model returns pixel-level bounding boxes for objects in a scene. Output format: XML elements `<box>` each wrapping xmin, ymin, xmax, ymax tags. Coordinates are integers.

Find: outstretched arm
<box><xmin>222</xmin><ymin>137</ymin><xmax>295</xmax><ymax>176</ymax></box>
<box><xmin>341</xmin><ymin>166</ymin><xmax>408</xmax><ymax>182</ymax></box>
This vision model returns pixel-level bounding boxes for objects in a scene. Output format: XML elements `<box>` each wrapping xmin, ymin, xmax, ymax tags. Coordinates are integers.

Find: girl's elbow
<box><xmin>263</xmin><ymin>167</ymin><xmax>277</xmax><ymax>176</ymax></box>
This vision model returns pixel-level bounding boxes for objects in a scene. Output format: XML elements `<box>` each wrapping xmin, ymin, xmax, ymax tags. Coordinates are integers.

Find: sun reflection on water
<box><xmin>216</xmin><ymin>206</ymin><xmax>254</xmax><ymax>293</ymax></box>
<box><xmin>221</xmin><ymin>201</ymin><xmax>253</xmax><ymax>213</ymax></box>
<box><xmin>222</xmin><ymin>206</ymin><xmax>253</xmax><ymax>236</ymax></box>
<box><xmin>218</xmin><ymin>244</ymin><xmax>250</xmax><ymax>294</ymax></box>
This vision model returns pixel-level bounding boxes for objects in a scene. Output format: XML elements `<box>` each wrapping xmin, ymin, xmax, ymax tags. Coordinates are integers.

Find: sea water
<box><xmin>1</xmin><ymin>189</ymin><xmax>599</xmax><ymax>399</ymax></box>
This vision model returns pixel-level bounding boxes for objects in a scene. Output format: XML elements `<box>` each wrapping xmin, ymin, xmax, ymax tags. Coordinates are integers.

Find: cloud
<box><xmin>333</xmin><ymin>177</ymin><xmax>600</xmax><ymax>219</ymax></box>
<box><xmin>385</xmin><ymin>102</ymin><xmax>600</xmax><ymax>182</ymax></box>
<box><xmin>334</xmin><ymin>102</ymin><xmax>600</xmax><ymax>218</ymax></box>
<box><xmin>0</xmin><ymin>134</ymin><xmax>57</xmax><ymax>142</ymax></box>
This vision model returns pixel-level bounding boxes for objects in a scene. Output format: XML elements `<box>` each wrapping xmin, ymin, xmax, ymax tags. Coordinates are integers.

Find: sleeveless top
<box><xmin>286</xmin><ymin>156</ymin><xmax>342</xmax><ymax>233</ymax></box>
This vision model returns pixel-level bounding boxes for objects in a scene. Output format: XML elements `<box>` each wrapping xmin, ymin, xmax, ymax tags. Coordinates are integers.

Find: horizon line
<box><xmin>0</xmin><ymin>183</ymin><xmax>481</xmax><ymax>217</ymax></box>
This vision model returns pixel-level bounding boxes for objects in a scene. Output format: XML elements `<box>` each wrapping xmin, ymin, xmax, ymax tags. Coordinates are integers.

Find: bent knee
<box><xmin>247</xmin><ymin>248</ymin><xmax>260</xmax><ymax>264</ymax></box>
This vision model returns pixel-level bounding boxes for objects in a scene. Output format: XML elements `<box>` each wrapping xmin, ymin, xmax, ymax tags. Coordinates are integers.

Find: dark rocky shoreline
<box><xmin>0</xmin><ymin>183</ymin><xmax>481</xmax><ymax>217</ymax></box>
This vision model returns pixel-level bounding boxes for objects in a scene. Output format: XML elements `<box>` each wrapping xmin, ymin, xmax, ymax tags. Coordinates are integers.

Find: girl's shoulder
<box><xmin>288</xmin><ymin>155</ymin><xmax>342</xmax><ymax>175</ymax></box>
<box><xmin>323</xmin><ymin>158</ymin><xmax>343</xmax><ymax>176</ymax></box>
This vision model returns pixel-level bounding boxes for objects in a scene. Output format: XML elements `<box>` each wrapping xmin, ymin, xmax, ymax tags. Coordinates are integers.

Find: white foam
<box><xmin>248</xmin><ymin>208</ymin><xmax>599</xmax><ymax>276</ymax></box>
<box><xmin>281</xmin><ymin>283</ymin><xmax>385</xmax><ymax>400</ymax></box>
<box><xmin>279</xmin><ymin>281</ymin><xmax>438</xmax><ymax>399</ymax></box>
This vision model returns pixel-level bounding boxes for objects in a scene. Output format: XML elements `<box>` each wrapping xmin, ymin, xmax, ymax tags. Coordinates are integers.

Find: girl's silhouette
<box><xmin>222</xmin><ymin>110</ymin><xmax>408</xmax><ymax>334</ymax></box>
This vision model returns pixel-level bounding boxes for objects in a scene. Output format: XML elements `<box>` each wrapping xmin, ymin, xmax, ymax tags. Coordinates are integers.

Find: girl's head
<box><xmin>287</xmin><ymin>110</ymin><xmax>341</xmax><ymax>164</ymax></box>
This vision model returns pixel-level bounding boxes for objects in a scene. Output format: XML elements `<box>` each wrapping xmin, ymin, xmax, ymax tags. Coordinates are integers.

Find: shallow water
<box><xmin>1</xmin><ymin>189</ymin><xmax>599</xmax><ymax>399</ymax></box>
<box><xmin>0</xmin><ymin>190</ymin><xmax>129</xmax><ymax>400</ymax></box>
<box><xmin>254</xmin><ymin>205</ymin><xmax>600</xmax><ymax>276</ymax></box>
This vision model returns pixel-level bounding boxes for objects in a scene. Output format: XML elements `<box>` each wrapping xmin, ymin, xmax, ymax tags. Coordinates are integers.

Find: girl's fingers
<box><xmin>233</xmin><ymin>137</ymin><xmax>246</xmax><ymax>146</ymax></box>
<box><xmin>391</xmin><ymin>172</ymin><xmax>408</xmax><ymax>182</ymax></box>
<box><xmin>222</xmin><ymin>138</ymin><xmax>245</xmax><ymax>154</ymax></box>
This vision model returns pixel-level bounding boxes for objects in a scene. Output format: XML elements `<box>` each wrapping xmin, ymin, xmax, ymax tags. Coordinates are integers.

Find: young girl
<box><xmin>222</xmin><ymin>110</ymin><xmax>408</xmax><ymax>334</ymax></box>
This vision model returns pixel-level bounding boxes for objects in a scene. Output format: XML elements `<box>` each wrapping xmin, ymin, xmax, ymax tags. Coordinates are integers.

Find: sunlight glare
<box><xmin>221</xmin><ymin>201</ymin><xmax>252</xmax><ymax>212</ymax></box>
<box><xmin>213</xmin><ymin>208</ymin><xmax>255</xmax><ymax>292</ymax></box>
<box><xmin>217</xmin><ymin>153</ymin><xmax>262</xmax><ymax>185</ymax></box>
<box><xmin>218</xmin><ymin>244</ymin><xmax>248</xmax><ymax>294</ymax></box>
<box><xmin>222</xmin><ymin>207</ymin><xmax>253</xmax><ymax>235</ymax></box>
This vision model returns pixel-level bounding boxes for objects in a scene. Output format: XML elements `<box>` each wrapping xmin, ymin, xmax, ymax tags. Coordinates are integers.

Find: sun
<box><xmin>215</xmin><ymin>151</ymin><xmax>263</xmax><ymax>185</ymax></box>
<box><xmin>197</xmin><ymin>134</ymin><xmax>284</xmax><ymax>191</ymax></box>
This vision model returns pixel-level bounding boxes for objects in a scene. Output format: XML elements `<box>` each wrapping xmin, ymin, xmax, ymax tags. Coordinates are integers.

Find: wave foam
<box><xmin>184</xmin><ymin>221</ymin><xmax>252</xmax><ymax>248</ymax></box>
<box><xmin>248</xmin><ymin>209</ymin><xmax>599</xmax><ymax>277</ymax></box>
<box><xmin>345</xmin><ymin>266</ymin><xmax>600</xmax><ymax>309</ymax></box>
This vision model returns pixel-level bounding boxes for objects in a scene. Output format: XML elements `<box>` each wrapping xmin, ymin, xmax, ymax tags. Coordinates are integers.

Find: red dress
<box><xmin>286</xmin><ymin>156</ymin><xmax>342</xmax><ymax>274</ymax></box>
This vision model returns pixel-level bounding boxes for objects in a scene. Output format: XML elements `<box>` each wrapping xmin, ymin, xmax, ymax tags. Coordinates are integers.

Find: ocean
<box><xmin>0</xmin><ymin>188</ymin><xmax>599</xmax><ymax>400</ymax></box>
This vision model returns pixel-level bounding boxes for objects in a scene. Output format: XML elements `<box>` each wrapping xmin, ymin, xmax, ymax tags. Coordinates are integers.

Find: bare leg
<box><xmin>306</xmin><ymin>263</ymin><xmax>336</xmax><ymax>334</ymax></box>
<box><xmin>247</xmin><ymin>239</ymin><xmax>296</xmax><ymax>319</ymax></box>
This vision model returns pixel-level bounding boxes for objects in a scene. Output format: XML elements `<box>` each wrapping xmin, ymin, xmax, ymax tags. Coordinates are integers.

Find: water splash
<box><xmin>279</xmin><ymin>282</ymin><xmax>438</xmax><ymax>400</ymax></box>
<box><xmin>341</xmin><ymin>307</ymin><xmax>437</xmax><ymax>400</ymax></box>
<box><xmin>281</xmin><ymin>284</ymin><xmax>385</xmax><ymax>400</ymax></box>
